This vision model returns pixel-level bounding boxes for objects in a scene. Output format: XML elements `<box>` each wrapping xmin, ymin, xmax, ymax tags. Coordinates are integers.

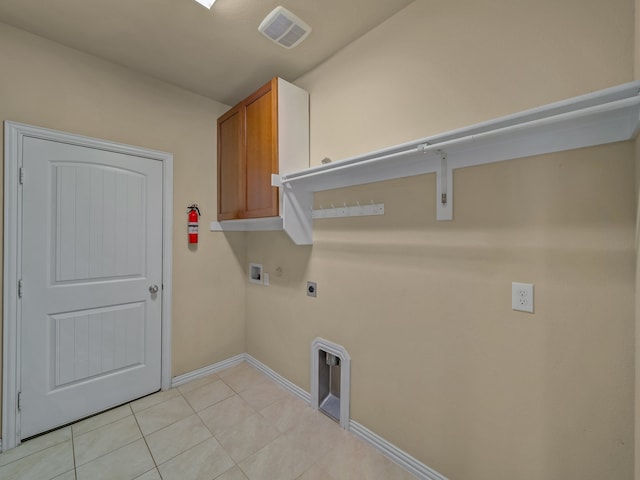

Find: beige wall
<box><xmin>246</xmin><ymin>0</ymin><xmax>636</xmax><ymax>479</ymax></box>
<box><xmin>297</xmin><ymin>0</ymin><xmax>634</xmax><ymax>164</ymax></box>
<box><xmin>0</xmin><ymin>23</ymin><xmax>247</xmax><ymax>432</ymax></box>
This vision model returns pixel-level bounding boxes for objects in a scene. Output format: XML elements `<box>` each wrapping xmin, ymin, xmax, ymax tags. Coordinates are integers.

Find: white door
<box><xmin>20</xmin><ymin>136</ymin><xmax>164</xmax><ymax>438</ymax></box>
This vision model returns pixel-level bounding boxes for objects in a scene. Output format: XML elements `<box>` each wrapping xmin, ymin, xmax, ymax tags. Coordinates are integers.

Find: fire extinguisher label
<box><xmin>188</xmin><ymin>223</ymin><xmax>198</xmax><ymax>233</ymax></box>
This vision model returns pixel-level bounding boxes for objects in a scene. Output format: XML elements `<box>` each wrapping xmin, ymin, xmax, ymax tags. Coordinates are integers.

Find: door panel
<box><xmin>54</xmin><ymin>164</ymin><xmax>145</xmax><ymax>282</ymax></box>
<box><xmin>21</xmin><ymin>137</ymin><xmax>163</xmax><ymax>438</ymax></box>
<box><xmin>51</xmin><ymin>302</ymin><xmax>145</xmax><ymax>388</ymax></box>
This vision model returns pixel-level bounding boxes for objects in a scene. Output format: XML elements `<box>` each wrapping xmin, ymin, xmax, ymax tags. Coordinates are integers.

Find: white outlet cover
<box><xmin>512</xmin><ymin>282</ymin><xmax>534</xmax><ymax>313</ymax></box>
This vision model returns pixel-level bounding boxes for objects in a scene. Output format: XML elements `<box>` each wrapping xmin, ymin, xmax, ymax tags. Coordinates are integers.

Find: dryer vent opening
<box><xmin>311</xmin><ymin>338</ymin><xmax>350</xmax><ymax>429</ymax></box>
<box><xmin>318</xmin><ymin>351</ymin><xmax>341</xmax><ymax>421</ymax></box>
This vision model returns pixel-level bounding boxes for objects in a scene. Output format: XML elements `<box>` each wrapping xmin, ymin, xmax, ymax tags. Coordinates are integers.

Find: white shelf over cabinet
<box><xmin>278</xmin><ymin>81</ymin><xmax>640</xmax><ymax>245</ymax></box>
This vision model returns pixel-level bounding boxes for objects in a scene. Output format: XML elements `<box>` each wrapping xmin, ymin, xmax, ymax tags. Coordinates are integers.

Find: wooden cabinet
<box><xmin>217</xmin><ymin>106</ymin><xmax>244</xmax><ymax>220</ymax></box>
<box><xmin>217</xmin><ymin>77</ymin><xmax>309</xmax><ymax>221</ymax></box>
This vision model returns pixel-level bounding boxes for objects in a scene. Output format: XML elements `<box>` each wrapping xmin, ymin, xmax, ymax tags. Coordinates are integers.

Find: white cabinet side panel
<box><xmin>277</xmin><ymin>78</ymin><xmax>309</xmax><ymax>175</ymax></box>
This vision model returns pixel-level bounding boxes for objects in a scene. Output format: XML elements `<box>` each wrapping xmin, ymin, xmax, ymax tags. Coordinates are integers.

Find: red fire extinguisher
<box><xmin>188</xmin><ymin>204</ymin><xmax>201</xmax><ymax>244</ymax></box>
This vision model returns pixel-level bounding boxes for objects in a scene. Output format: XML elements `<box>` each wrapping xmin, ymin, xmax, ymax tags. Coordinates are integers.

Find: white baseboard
<box><xmin>244</xmin><ymin>354</ymin><xmax>311</xmax><ymax>404</ymax></box>
<box><xmin>173</xmin><ymin>354</ymin><xmax>447</xmax><ymax>480</ymax></box>
<box><xmin>349</xmin><ymin>420</ymin><xmax>448</xmax><ymax>480</ymax></box>
<box><xmin>170</xmin><ymin>353</ymin><xmax>245</xmax><ymax>388</ymax></box>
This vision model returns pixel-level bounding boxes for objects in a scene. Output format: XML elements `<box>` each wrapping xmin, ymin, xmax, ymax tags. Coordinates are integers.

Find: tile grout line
<box><xmin>153</xmin><ymin>435</ymin><xmax>215</xmax><ymax>476</ymax></box>
<box><xmin>131</xmin><ymin>398</ymin><xmax>160</xmax><ymax>473</ymax></box>
<box><xmin>79</xmin><ymin>388</ymin><xmax>236</xmax><ymax>480</ymax></box>
<box><xmin>0</xmin><ymin>431</ymin><xmax>79</xmax><ymax>479</ymax></box>
<box><xmin>103</xmin><ymin>381</ymin><xmax>262</xmax><ymax>479</ymax></box>
<box><xmin>198</xmin><ymin>371</ymin><xmax>286</xmax><ymax>478</ymax></box>
<box><xmin>69</xmin><ymin>403</ymin><xmax>134</xmax><ymax>440</ymax></box>
<box><xmin>176</xmin><ymin>372</ymin><xmax>221</xmax><ymax>396</ymax></box>
<box><xmin>73</xmin><ymin>436</ymin><xmax>146</xmax><ymax>471</ymax></box>
<box><xmin>137</xmin><ymin>389</ymin><xmax>226</xmax><ymax>474</ymax></box>
<box><xmin>130</xmin><ymin>390</ymin><xmax>181</xmax><ymax>416</ymax></box>
<box><xmin>70</xmin><ymin>427</ymin><xmax>77</xmax><ymax>480</ymax></box>
<box><xmin>72</xmin><ymin>409</ymin><xmax>150</xmax><ymax>474</ymax></box>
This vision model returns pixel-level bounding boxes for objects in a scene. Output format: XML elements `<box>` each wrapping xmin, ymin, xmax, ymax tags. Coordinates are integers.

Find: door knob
<box><xmin>149</xmin><ymin>285</ymin><xmax>159</xmax><ymax>294</ymax></box>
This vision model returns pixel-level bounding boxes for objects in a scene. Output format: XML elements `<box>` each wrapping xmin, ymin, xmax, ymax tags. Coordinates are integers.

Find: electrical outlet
<box><xmin>512</xmin><ymin>282</ymin><xmax>534</xmax><ymax>313</ymax></box>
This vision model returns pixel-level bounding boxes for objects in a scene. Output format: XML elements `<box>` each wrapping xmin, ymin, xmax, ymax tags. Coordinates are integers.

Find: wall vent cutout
<box><xmin>311</xmin><ymin>338</ymin><xmax>350</xmax><ymax>429</ymax></box>
<box><xmin>258</xmin><ymin>6</ymin><xmax>311</xmax><ymax>49</ymax></box>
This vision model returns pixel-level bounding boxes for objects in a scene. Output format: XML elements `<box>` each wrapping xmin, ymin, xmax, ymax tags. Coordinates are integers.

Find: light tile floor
<box><xmin>0</xmin><ymin>362</ymin><xmax>418</xmax><ymax>480</ymax></box>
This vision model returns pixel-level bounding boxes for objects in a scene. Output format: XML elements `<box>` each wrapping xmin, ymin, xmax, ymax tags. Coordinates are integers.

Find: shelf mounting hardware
<box><xmin>419</xmin><ymin>142</ymin><xmax>452</xmax><ymax>218</ymax></box>
<box><xmin>438</xmin><ymin>150</ymin><xmax>447</xmax><ymax>205</ymax></box>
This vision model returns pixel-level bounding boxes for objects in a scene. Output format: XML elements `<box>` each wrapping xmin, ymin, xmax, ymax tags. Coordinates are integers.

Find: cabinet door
<box><xmin>217</xmin><ymin>106</ymin><xmax>244</xmax><ymax>220</ymax></box>
<box><xmin>243</xmin><ymin>79</ymin><xmax>279</xmax><ymax>218</ymax></box>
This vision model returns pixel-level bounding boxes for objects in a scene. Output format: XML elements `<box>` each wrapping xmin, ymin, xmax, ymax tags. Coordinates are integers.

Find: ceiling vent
<box><xmin>258</xmin><ymin>6</ymin><xmax>311</xmax><ymax>49</ymax></box>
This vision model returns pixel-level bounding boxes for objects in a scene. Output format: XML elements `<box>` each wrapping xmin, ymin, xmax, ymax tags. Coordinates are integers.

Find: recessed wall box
<box><xmin>311</xmin><ymin>338</ymin><xmax>351</xmax><ymax>429</ymax></box>
<box><xmin>249</xmin><ymin>263</ymin><xmax>263</xmax><ymax>284</ymax></box>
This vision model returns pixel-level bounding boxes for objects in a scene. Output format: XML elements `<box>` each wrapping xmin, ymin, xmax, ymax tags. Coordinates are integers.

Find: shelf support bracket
<box><xmin>436</xmin><ymin>150</ymin><xmax>453</xmax><ymax>221</ymax></box>
<box><xmin>282</xmin><ymin>185</ymin><xmax>313</xmax><ymax>245</ymax></box>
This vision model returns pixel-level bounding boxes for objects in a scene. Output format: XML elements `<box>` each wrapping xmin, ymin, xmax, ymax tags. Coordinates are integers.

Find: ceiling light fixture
<box><xmin>193</xmin><ymin>0</ymin><xmax>216</xmax><ymax>9</ymax></box>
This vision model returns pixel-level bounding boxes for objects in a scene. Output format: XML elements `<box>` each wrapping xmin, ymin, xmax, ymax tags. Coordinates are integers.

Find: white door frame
<box><xmin>2</xmin><ymin>121</ymin><xmax>173</xmax><ymax>451</ymax></box>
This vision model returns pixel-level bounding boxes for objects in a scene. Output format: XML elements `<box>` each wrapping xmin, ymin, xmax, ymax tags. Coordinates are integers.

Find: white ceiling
<box><xmin>0</xmin><ymin>0</ymin><xmax>414</xmax><ymax>106</ymax></box>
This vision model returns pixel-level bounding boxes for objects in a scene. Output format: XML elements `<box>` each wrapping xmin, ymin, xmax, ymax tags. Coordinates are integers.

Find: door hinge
<box><xmin>17</xmin><ymin>391</ymin><xmax>22</xmax><ymax>411</ymax></box>
<box><xmin>19</xmin><ymin>167</ymin><xmax>24</xmax><ymax>185</ymax></box>
<box><xmin>18</xmin><ymin>279</ymin><xmax>23</xmax><ymax>298</ymax></box>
